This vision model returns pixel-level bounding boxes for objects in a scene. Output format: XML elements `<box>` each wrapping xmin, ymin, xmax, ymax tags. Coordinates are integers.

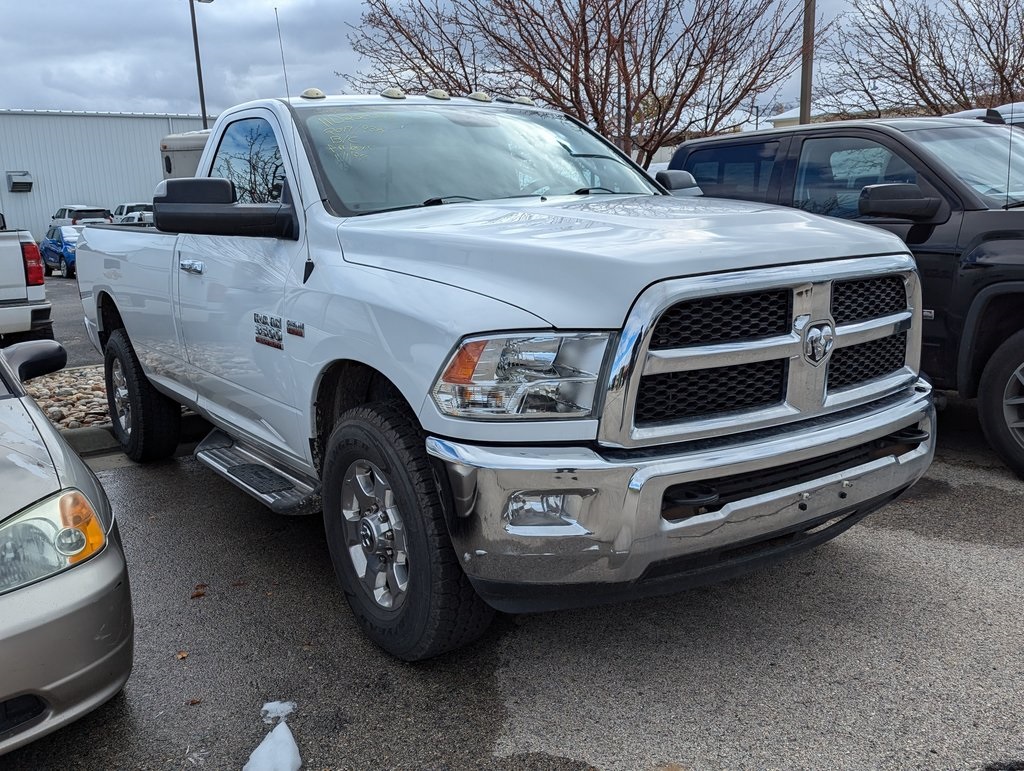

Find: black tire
<box><xmin>103</xmin><ymin>328</ymin><xmax>181</xmax><ymax>462</ymax></box>
<box><xmin>322</xmin><ymin>403</ymin><xmax>493</xmax><ymax>661</ymax></box>
<box><xmin>59</xmin><ymin>257</ymin><xmax>69</xmax><ymax>278</ymax></box>
<box><xmin>43</xmin><ymin>261</ymin><xmax>52</xmax><ymax>277</ymax></box>
<box><xmin>979</xmin><ymin>329</ymin><xmax>1024</xmax><ymax>479</ymax></box>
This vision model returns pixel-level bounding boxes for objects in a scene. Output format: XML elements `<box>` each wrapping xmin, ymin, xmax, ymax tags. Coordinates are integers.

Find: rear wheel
<box><xmin>43</xmin><ymin>261</ymin><xmax>53</xmax><ymax>277</ymax></box>
<box><xmin>979</xmin><ymin>329</ymin><xmax>1024</xmax><ymax>479</ymax></box>
<box><xmin>322</xmin><ymin>403</ymin><xmax>493</xmax><ymax>661</ymax></box>
<box><xmin>103</xmin><ymin>329</ymin><xmax>181</xmax><ymax>461</ymax></box>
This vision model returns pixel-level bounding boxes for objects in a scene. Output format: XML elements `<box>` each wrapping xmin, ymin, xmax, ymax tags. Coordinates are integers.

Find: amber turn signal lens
<box><xmin>59</xmin><ymin>491</ymin><xmax>106</xmax><ymax>565</ymax></box>
<box><xmin>441</xmin><ymin>340</ymin><xmax>488</xmax><ymax>384</ymax></box>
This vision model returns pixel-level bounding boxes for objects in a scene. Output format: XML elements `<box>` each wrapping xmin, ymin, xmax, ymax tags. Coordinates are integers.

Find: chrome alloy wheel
<box><xmin>1002</xmin><ymin>362</ymin><xmax>1024</xmax><ymax>450</ymax></box>
<box><xmin>110</xmin><ymin>358</ymin><xmax>132</xmax><ymax>435</ymax></box>
<box><xmin>340</xmin><ymin>459</ymin><xmax>409</xmax><ymax>610</ymax></box>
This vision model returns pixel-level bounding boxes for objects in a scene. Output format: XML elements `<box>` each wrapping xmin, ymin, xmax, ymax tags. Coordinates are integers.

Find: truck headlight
<box><xmin>0</xmin><ymin>491</ymin><xmax>107</xmax><ymax>596</ymax></box>
<box><xmin>432</xmin><ymin>333</ymin><xmax>609</xmax><ymax>419</ymax></box>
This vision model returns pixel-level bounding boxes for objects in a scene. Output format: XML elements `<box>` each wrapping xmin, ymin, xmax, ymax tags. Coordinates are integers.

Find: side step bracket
<box><xmin>194</xmin><ymin>429</ymin><xmax>321</xmax><ymax>516</ymax></box>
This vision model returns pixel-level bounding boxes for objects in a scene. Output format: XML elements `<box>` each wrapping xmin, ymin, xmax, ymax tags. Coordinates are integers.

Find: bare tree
<box><xmin>344</xmin><ymin>0</ymin><xmax>809</xmax><ymax>166</ymax></box>
<box><xmin>816</xmin><ymin>0</ymin><xmax>1024</xmax><ymax>117</ymax></box>
<box><xmin>213</xmin><ymin>126</ymin><xmax>285</xmax><ymax>204</ymax></box>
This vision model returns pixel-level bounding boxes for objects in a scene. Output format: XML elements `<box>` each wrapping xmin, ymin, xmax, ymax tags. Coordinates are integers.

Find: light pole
<box><xmin>189</xmin><ymin>0</ymin><xmax>214</xmax><ymax>129</ymax></box>
<box><xmin>799</xmin><ymin>0</ymin><xmax>815</xmax><ymax>124</ymax></box>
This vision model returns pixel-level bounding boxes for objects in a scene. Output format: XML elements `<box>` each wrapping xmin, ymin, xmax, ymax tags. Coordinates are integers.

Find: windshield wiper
<box><xmin>423</xmin><ymin>195</ymin><xmax>479</xmax><ymax>206</ymax></box>
<box><xmin>573</xmin><ymin>187</ymin><xmax>650</xmax><ymax>195</ymax></box>
<box><xmin>1003</xmin><ymin>200</ymin><xmax>1024</xmax><ymax>209</ymax></box>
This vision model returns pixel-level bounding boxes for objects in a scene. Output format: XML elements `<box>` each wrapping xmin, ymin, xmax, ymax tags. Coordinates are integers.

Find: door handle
<box><xmin>179</xmin><ymin>259</ymin><xmax>205</xmax><ymax>275</ymax></box>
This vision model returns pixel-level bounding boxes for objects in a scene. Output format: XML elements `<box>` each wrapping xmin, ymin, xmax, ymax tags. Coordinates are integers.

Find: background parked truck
<box><xmin>78</xmin><ymin>91</ymin><xmax>935</xmax><ymax>660</ymax></box>
<box><xmin>670</xmin><ymin>117</ymin><xmax>1024</xmax><ymax>477</ymax></box>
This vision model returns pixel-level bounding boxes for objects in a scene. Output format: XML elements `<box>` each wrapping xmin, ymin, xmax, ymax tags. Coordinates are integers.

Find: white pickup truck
<box><xmin>0</xmin><ymin>214</ymin><xmax>53</xmax><ymax>346</ymax></box>
<box><xmin>77</xmin><ymin>90</ymin><xmax>935</xmax><ymax>660</ymax></box>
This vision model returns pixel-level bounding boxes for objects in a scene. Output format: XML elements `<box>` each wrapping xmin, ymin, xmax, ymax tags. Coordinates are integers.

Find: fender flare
<box><xmin>957</xmin><ymin>280</ymin><xmax>1024</xmax><ymax>396</ymax></box>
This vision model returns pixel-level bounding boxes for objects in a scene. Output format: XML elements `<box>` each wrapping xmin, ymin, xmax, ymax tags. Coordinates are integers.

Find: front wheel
<box><xmin>103</xmin><ymin>329</ymin><xmax>181</xmax><ymax>461</ymax></box>
<box><xmin>322</xmin><ymin>403</ymin><xmax>493</xmax><ymax>661</ymax></box>
<box><xmin>978</xmin><ymin>329</ymin><xmax>1024</xmax><ymax>479</ymax></box>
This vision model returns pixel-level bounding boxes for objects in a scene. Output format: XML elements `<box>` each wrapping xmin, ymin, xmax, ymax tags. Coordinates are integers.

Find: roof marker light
<box><xmin>466</xmin><ymin>91</ymin><xmax>491</xmax><ymax>102</ymax></box>
<box><xmin>426</xmin><ymin>88</ymin><xmax>450</xmax><ymax>100</ymax></box>
<box><xmin>300</xmin><ymin>88</ymin><xmax>326</xmax><ymax>99</ymax></box>
<box><xmin>381</xmin><ymin>87</ymin><xmax>407</xmax><ymax>99</ymax></box>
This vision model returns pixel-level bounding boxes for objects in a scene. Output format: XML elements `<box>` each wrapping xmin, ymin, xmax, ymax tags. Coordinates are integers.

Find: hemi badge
<box><xmin>286</xmin><ymin>320</ymin><xmax>305</xmax><ymax>337</ymax></box>
<box><xmin>922</xmin><ymin>309</ymin><xmax>935</xmax><ymax>320</ymax></box>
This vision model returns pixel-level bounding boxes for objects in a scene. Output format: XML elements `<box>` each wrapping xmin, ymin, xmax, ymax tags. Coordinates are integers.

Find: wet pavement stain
<box><xmin>861</xmin><ymin>476</ymin><xmax>1024</xmax><ymax>548</ymax></box>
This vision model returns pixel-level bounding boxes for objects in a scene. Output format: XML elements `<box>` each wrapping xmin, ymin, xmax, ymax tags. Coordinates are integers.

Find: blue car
<box><xmin>39</xmin><ymin>226</ymin><xmax>81</xmax><ymax>279</ymax></box>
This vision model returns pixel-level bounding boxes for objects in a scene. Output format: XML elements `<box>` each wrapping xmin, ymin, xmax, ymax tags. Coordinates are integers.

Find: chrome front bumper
<box><xmin>427</xmin><ymin>381</ymin><xmax>934</xmax><ymax>612</ymax></box>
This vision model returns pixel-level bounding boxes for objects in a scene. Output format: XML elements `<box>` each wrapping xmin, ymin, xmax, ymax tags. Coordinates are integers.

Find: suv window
<box><xmin>681</xmin><ymin>142</ymin><xmax>779</xmax><ymax>202</ymax></box>
<box><xmin>210</xmin><ymin>117</ymin><xmax>286</xmax><ymax>204</ymax></box>
<box><xmin>795</xmin><ymin>136</ymin><xmax>919</xmax><ymax>219</ymax></box>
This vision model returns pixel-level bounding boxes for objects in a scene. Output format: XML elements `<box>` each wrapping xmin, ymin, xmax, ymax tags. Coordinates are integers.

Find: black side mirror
<box><xmin>858</xmin><ymin>183</ymin><xmax>941</xmax><ymax>221</ymax></box>
<box><xmin>153</xmin><ymin>177</ymin><xmax>299</xmax><ymax>240</ymax></box>
<box><xmin>656</xmin><ymin>169</ymin><xmax>702</xmax><ymax>196</ymax></box>
<box><xmin>2</xmin><ymin>340</ymin><xmax>67</xmax><ymax>382</ymax></box>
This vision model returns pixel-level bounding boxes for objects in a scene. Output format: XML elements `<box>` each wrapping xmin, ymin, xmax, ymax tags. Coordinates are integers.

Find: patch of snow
<box><xmin>261</xmin><ymin>700</ymin><xmax>296</xmax><ymax>724</ymax></box>
<box><xmin>242</xmin><ymin>722</ymin><xmax>301</xmax><ymax>771</ymax></box>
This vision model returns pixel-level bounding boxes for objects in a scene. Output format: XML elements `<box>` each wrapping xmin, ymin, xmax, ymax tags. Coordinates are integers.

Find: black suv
<box><xmin>670</xmin><ymin>118</ymin><xmax>1024</xmax><ymax>477</ymax></box>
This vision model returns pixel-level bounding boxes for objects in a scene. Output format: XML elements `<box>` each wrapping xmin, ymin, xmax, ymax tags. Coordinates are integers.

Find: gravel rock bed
<box><xmin>24</xmin><ymin>364</ymin><xmax>110</xmax><ymax>429</ymax></box>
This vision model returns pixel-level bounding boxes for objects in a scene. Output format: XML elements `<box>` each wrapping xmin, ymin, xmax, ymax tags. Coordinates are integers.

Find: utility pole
<box><xmin>189</xmin><ymin>0</ymin><xmax>214</xmax><ymax>129</ymax></box>
<box><xmin>799</xmin><ymin>0</ymin><xmax>815</xmax><ymax>124</ymax></box>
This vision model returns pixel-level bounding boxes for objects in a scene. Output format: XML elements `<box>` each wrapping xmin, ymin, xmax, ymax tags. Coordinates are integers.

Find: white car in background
<box><xmin>111</xmin><ymin>203</ymin><xmax>153</xmax><ymax>224</ymax></box>
<box><xmin>118</xmin><ymin>211</ymin><xmax>153</xmax><ymax>226</ymax></box>
<box><xmin>50</xmin><ymin>206</ymin><xmax>111</xmax><ymax>227</ymax></box>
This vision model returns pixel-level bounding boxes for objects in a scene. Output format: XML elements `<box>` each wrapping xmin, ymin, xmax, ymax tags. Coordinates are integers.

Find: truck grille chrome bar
<box><xmin>598</xmin><ymin>254</ymin><xmax>922</xmax><ymax>448</ymax></box>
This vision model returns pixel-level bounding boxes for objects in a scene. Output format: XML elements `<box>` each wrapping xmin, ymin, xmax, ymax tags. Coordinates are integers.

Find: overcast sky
<box><xmin>0</xmin><ymin>0</ymin><xmax>845</xmax><ymax>116</ymax></box>
<box><xmin>0</xmin><ymin>0</ymin><xmax>363</xmax><ymax>115</ymax></box>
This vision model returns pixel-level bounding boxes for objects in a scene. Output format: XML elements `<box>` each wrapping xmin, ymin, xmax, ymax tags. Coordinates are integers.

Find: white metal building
<box><xmin>0</xmin><ymin>110</ymin><xmax>208</xmax><ymax>240</ymax></box>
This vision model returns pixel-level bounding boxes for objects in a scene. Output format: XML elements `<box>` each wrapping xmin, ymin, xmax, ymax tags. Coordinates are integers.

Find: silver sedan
<box><xmin>0</xmin><ymin>340</ymin><xmax>133</xmax><ymax>755</ymax></box>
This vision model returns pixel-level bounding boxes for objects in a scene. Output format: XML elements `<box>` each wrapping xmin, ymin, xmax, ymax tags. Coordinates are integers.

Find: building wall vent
<box><xmin>6</xmin><ymin>171</ymin><xmax>33</xmax><ymax>193</ymax></box>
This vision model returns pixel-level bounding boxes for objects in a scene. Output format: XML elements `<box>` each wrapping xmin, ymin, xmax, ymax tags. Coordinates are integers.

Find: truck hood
<box><xmin>338</xmin><ymin>194</ymin><xmax>908</xmax><ymax>328</ymax></box>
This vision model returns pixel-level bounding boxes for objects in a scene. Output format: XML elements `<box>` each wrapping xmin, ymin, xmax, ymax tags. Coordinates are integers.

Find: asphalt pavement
<box><xmin>44</xmin><ymin>272</ymin><xmax>101</xmax><ymax>368</ymax></box>
<box><xmin>5</xmin><ymin>395</ymin><xmax>1023</xmax><ymax>770</ymax></box>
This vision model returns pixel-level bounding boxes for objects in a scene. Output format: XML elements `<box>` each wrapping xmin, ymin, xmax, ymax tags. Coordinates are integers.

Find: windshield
<box><xmin>59</xmin><ymin>226</ymin><xmax>80</xmax><ymax>241</ymax></box>
<box><xmin>126</xmin><ymin>204</ymin><xmax>152</xmax><ymax>214</ymax></box>
<box><xmin>297</xmin><ymin>104</ymin><xmax>659</xmax><ymax>215</ymax></box>
<box><xmin>908</xmin><ymin>124</ymin><xmax>1024</xmax><ymax>207</ymax></box>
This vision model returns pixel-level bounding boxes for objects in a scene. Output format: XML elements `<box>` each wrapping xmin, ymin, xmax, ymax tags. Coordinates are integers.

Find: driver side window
<box><xmin>795</xmin><ymin>136</ymin><xmax>927</xmax><ymax>219</ymax></box>
<box><xmin>210</xmin><ymin>117</ymin><xmax>287</xmax><ymax>204</ymax></box>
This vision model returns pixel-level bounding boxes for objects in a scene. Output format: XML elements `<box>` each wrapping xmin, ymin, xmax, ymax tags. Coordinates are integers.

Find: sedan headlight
<box><xmin>0</xmin><ymin>491</ymin><xmax>107</xmax><ymax>596</ymax></box>
<box><xmin>432</xmin><ymin>332</ymin><xmax>610</xmax><ymax>419</ymax></box>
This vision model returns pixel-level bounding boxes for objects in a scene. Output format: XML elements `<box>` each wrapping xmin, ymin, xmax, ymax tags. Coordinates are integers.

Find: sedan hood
<box><xmin>0</xmin><ymin>399</ymin><xmax>59</xmax><ymax>518</ymax></box>
<box><xmin>338</xmin><ymin>195</ymin><xmax>908</xmax><ymax>328</ymax></box>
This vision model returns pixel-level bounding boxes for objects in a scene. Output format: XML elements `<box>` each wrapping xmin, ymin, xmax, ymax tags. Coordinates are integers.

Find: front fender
<box><xmin>287</xmin><ymin>264</ymin><xmax>602</xmax><ymax>444</ymax></box>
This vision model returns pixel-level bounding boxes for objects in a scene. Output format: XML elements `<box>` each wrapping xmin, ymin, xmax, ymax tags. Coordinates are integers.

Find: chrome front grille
<box><xmin>828</xmin><ymin>332</ymin><xmax>908</xmax><ymax>390</ymax></box>
<box><xmin>650</xmin><ymin>290</ymin><xmax>792</xmax><ymax>349</ymax></box>
<box><xmin>636</xmin><ymin>360</ymin><xmax>787</xmax><ymax>424</ymax></box>
<box><xmin>831</xmin><ymin>276</ymin><xmax>907</xmax><ymax>324</ymax></box>
<box><xmin>598</xmin><ymin>255</ymin><xmax>922</xmax><ymax>448</ymax></box>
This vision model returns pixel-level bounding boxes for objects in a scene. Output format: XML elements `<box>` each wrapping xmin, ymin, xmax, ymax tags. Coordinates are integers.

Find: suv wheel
<box><xmin>322</xmin><ymin>403</ymin><xmax>493</xmax><ymax>660</ymax></box>
<box><xmin>979</xmin><ymin>329</ymin><xmax>1024</xmax><ymax>479</ymax></box>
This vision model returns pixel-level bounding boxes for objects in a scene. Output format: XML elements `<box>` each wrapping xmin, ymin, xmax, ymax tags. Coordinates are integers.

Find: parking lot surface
<box><xmin>45</xmin><ymin>273</ymin><xmax>100</xmax><ymax>368</ymax></box>
<box><xmin>4</xmin><ymin>396</ymin><xmax>1022</xmax><ymax>770</ymax></box>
